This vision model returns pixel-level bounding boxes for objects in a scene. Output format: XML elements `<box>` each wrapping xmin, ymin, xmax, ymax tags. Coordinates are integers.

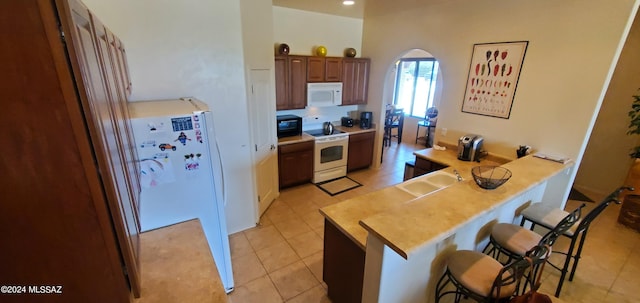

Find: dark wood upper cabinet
<box><xmin>325</xmin><ymin>57</ymin><xmax>343</xmax><ymax>82</ymax></box>
<box><xmin>275</xmin><ymin>55</ymin><xmax>369</xmax><ymax>109</ymax></box>
<box><xmin>307</xmin><ymin>57</ymin><xmax>325</xmax><ymax>82</ymax></box>
<box><xmin>0</xmin><ymin>0</ymin><xmax>140</xmax><ymax>301</ymax></box>
<box><xmin>307</xmin><ymin>57</ymin><xmax>342</xmax><ymax>82</ymax></box>
<box><xmin>275</xmin><ymin>55</ymin><xmax>307</xmax><ymax>110</ymax></box>
<box><xmin>342</xmin><ymin>58</ymin><xmax>370</xmax><ymax>105</ymax></box>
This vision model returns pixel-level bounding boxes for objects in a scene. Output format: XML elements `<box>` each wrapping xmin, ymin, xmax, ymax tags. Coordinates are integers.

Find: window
<box><xmin>392</xmin><ymin>58</ymin><xmax>439</xmax><ymax>118</ymax></box>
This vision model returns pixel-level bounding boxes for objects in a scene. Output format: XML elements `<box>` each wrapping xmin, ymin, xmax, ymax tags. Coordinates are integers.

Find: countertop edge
<box><xmin>277</xmin><ymin>133</ymin><xmax>315</xmax><ymax>145</ymax></box>
<box><xmin>319</xmin><ymin>209</ymin><xmax>367</xmax><ymax>251</ymax></box>
<box><xmin>277</xmin><ymin>126</ymin><xmax>376</xmax><ymax>146</ymax></box>
<box><xmin>358</xmin><ymin>155</ymin><xmax>573</xmax><ymax>260</ymax></box>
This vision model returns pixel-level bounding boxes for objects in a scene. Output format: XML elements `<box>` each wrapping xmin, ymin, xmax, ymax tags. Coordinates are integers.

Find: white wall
<box><xmin>83</xmin><ymin>0</ymin><xmax>257</xmax><ymax>234</ymax></box>
<box><xmin>273</xmin><ymin>6</ymin><xmax>363</xmax><ymax>58</ymax></box>
<box><xmin>574</xmin><ymin>11</ymin><xmax>640</xmax><ymax>196</ymax></box>
<box><xmin>362</xmin><ymin>0</ymin><xmax>639</xmax><ymax>205</ymax></box>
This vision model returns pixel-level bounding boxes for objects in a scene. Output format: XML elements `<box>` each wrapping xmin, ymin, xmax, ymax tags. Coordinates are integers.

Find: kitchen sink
<box><xmin>395</xmin><ymin>170</ymin><xmax>459</xmax><ymax>197</ymax></box>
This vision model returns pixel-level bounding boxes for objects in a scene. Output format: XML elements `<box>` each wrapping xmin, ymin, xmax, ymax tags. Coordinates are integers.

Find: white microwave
<box><xmin>307</xmin><ymin>82</ymin><xmax>342</xmax><ymax>107</ymax></box>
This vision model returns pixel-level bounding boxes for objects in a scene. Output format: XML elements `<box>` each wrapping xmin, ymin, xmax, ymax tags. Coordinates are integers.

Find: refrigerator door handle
<box><xmin>214</xmin><ymin>138</ymin><xmax>227</xmax><ymax>206</ymax></box>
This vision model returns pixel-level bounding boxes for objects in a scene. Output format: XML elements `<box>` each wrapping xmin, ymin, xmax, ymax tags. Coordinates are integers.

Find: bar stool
<box><xmin>519</xmin><ymin>186</ymin><xmax>633</xmax><ymax>297</ymax></box>
<box><xmin>482</xmin><ymin>204</ymin><xmax>583</xmax><ymax>295</ymax></box>
<box><xmin>435</xmin><ymin>245</ymin><xmax>549</xmax><ymax>303</ymax></box>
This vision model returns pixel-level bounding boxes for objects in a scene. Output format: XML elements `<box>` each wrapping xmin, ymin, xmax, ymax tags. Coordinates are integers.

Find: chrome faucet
<box><xmin>453</xmin><ymin>169</ymin><xmax>463</xmax><ymax>182</ymax></box>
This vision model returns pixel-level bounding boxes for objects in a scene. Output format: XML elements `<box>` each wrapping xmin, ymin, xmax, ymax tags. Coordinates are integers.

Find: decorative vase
<box><xmin>315</xmin><ymin>46</ymin><xmax>327</xmax><ymax>57</ymax></box>
<box><xmin>345</xmin><ymin>48</ymin><xmax>357</xmax><ymax>57</ymax></box>
<box><xmin>278</xmin><ymin>43</ymin><xmax>290</xmax><ymax>55</ymax></box>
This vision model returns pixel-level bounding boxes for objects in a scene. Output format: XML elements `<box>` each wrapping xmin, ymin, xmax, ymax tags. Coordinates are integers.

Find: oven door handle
<box><xmin>318</xmin><ymin>136</ymin><xmax>348</xmax><ymax>143</ymax></box>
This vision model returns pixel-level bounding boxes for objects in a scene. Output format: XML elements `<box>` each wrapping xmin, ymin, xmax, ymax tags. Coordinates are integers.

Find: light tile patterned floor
<box><xmin>227</xmin><ymin>142</ymin><xmax>640</xmax><ymax>303</ymax></box>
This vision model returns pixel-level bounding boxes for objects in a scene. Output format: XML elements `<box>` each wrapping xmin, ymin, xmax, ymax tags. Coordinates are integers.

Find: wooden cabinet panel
<box><xmin>275</xmin><ymin>55</ymin><xmax>306</xmax><ymax>110</ymax></box>
<box><xmin>275</xmin><ymin>55</ymin><xmax>354</xmax><ymax>109</ymax></box>
<box><xmin>347</xmin><ymin>131</ymin><xmax>375</xmax><ymax>172</ymax></box>
<box><xmin>289</xmin><ymin>56</ymin><xmax>307</xmax><ymax>109</ymax></box>
<box><xmin>307</xmin><ymin>57</ymin><xmax>325</xmax><ymax>82</ymax></box>
<box><xmin>0</xmin><ymin>0</ymin><xmax>138</xmax><ymax>301</ymax></box>
<box><xmin>323</xmin><ymin>219</ymin><xmax>366</xmax><ymax>303</ymax></box>
<box><xmin>115</xmin><ymin>38</ymin><xmax>132</xmax><ymax>97</ymax></box>
<box><xmin>107</xmin><ymin>31</ymin><xmax>141</xmax><ymax>217</ymax></box>
<box><xmin>308</xmin><ymin>57</ymin><xmax>342</xmax><ymax>82</ymax></box>
<box><xmin>278</xmin><ymin>141</ymin><xmax>314</xmax><ymax>188</ymax></box>
<box><xmin>342</xmin><ymin>58</ymin><xmax>370</xmax><ymax>105</ymax></box>
<box><xmin>93</xmin><ymin>18</ymin><xmax>142</xmax><ymax>296</ymax></box>
<box><xmin>325</xmin><ymin>57</ymin><xmax>343</xmax><ymax>82</ymax></box>
<box><xmin>275</xmin><ymin>56</ymin><xmax>288</xmax><ymax>110</ymax></box>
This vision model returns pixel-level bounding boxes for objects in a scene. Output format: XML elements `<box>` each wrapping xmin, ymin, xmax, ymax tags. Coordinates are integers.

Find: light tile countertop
<box><xmin>277</xmin><ymin>125</ymin><xmax>376</xmax><ymax>146</ymax></box>
<box><xmin>133</xmin><ymin>219</ymin><xmax>228</xmax><ymax>303</ymax></box>
<box><xmin>320</xmin><ymin>147</ymin><xmax>572</xmax><ymax>259</ymax></box>
<box><xmin>335</xmin><ymin>125</ymin><xmax>376</xmax><ymax>135</ymax></box>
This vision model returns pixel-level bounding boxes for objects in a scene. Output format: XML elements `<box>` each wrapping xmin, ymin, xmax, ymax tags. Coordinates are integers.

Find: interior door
<box><xmin>248</xmin><ymin>69</ymin><xmax>278</xmax><ymax>217</ymax></box>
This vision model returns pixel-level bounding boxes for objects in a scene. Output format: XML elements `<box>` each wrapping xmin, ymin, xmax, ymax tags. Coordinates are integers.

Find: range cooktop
<box><xmin>305</xmin><ymin>129</ymin><xmax>346</xmax><ymax>137</ymax></box>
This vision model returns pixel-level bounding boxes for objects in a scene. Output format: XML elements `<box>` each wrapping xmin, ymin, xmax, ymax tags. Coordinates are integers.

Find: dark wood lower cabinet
<box><xmin>323</xmin><ymin>219</ymin><xmax>366</xmax><ymax>303</ymax></box>
<box><xmin>278</xmin><ymin>141</ymin><xmax>314</xmax><ymax>189</ymax></box>
<box><xmin>413</xmin><ymin>157</ymin><xmax>448</xmax><ymax>177</ymax></box>
<box><xmin>347</xmin><ymin>131</ymin><xmax>375</xmax><ymax>172</ymax></box>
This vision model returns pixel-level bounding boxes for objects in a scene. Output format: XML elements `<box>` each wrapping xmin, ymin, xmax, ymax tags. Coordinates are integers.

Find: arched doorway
<box><xmin>379</xmin><ymin>49</ymin><xmax>443</xmax><ymax>163</ymax></box>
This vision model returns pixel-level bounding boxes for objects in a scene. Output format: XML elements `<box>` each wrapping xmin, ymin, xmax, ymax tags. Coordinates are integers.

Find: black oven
<box><xmin>276</xmin><ymin>115</ymin><xmax>302</xmax><ymax>138</ymax></box>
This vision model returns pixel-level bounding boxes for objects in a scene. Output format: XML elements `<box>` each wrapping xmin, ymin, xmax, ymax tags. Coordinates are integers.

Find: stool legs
<box><xmin>568</xmin><ymin>231</ymin><xmax>588</xmax><ymax>281</ymax></box>
<box><xmin>553</xmin><ymin>230</ymin><xmax>587</xmax><ymax>297</ymax></box>
<box><xmin>521</xmin><ymin>216</ymin><xmax>590</xmax><ymax>297</ymax></box>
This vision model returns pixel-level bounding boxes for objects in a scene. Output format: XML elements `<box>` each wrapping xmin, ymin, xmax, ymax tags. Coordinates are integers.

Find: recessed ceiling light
<box><xmin>343</xmin><ymin>0</ymin><xmax>355</xmax><ymax>5</ymax></box>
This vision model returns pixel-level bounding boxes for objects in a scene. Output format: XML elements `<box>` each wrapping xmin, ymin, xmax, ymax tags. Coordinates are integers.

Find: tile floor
<box><xmin>226</xmin><ymin>142</ymin><xmax>640</xmax><ymax>303</ymax></box>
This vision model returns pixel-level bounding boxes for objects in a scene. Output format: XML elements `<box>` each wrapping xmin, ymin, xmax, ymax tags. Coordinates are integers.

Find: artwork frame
<box><xmin>461</xmin><ymin>41</ymin><xmax>528</xmax><ymax>119</ymax></box>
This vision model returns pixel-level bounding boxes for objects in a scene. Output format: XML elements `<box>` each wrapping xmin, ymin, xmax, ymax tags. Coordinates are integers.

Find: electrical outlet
<box><xmin>303</xmin><ymin>115</ymin><xmax>320</xmax><ymax>123</ymax></box>
<box><xmin>441</xmin><ymin>128</ymin><xmax>448</xmax><ymax>136</ymax></box>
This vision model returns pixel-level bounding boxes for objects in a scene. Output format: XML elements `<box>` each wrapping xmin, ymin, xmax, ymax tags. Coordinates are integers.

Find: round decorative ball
<box><xmin>278</xmin><ymin>43</ymin><xmax>290</xmax><ymax>55</ymax></box>
<box><xmin>316</xmin><ymin>46</ymin><xmax>327</xmax><ymax>57</ymax></box>
<box><xmin>345</xmin><ymin>48</ymin><xmax>357</xmax><ymax>57</ymax></box>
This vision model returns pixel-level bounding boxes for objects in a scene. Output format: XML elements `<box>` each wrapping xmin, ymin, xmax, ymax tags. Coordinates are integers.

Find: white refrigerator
<box><xmin>128</xmin><ymin>98</ymin><xmax>234</xmax><ymax>292</ymax></box>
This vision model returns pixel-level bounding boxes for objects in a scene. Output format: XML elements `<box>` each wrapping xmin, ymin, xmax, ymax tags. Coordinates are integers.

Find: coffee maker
<box><xmin>360</xmin><ymin>111</ymin><xmax>372</xmax><ymax>129</ymax></box>
<box><xmin>457</xmin><ymin>134</ymin><xmax>484</xmax><ymax>162</ymax></box>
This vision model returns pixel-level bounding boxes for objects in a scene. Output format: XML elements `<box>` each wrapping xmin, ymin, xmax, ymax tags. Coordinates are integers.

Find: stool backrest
<box><xmin>490</xmin><ymin>245</ymin><xmax>548</xmax><ymax>299</ymax></box>
<box><xmin>539</xmin><ymin>203</ymin><xmax>584</xmax><ymax>246</ymax></box>
<box><xmin>575</xmin><ymin>186</ymin><xmax>633</xmax><ymax>234</ymax></box>
<box><xmin>385</xmin><ymin>109</ymin><xmax>404</xmax><ymax>127</ymax></box>
<box><xmin>491</xmin><ymin>257</ymin><xmax>531</xmax><ymax>299</ymax></box>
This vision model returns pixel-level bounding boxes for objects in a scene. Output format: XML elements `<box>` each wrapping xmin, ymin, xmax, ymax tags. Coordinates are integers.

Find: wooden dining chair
<box><xmin>383</xmin><ymin>108</ymin><xmax>404</xmax><ymax>147</ymax></box>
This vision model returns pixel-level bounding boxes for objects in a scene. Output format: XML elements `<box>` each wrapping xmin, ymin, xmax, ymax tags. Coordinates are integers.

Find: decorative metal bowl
<box><xmin>471</xmin><ymin>166</ymin><xmax>512</xmax><ymax>189</ymax></box>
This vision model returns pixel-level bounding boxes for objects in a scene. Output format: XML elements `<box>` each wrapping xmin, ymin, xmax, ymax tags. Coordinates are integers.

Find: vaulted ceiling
<box><xmin>272</xmin><ymin>0</ymin><xmax>364</xmax><ymax>19</ymax></box>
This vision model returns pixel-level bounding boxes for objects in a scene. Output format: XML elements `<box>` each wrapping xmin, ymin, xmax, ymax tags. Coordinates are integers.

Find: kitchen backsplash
<box><xmin>277</xmin><ymin>105</ymin><xmax>359</xmax><ymax>131</ymax></box>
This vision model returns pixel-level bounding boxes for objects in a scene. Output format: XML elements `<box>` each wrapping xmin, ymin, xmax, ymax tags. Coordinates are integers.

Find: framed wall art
<box><xmin>461</xmin><ymin>41</ymin><xmax>528</xmax><ymax>119</ymax></box>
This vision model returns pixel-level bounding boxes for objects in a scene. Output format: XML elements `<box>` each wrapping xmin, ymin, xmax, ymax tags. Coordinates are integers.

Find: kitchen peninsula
<box><xmin>319</xmin><ymin>147</ymin><xmax>572</xmax><ymax>303</ymax></box>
